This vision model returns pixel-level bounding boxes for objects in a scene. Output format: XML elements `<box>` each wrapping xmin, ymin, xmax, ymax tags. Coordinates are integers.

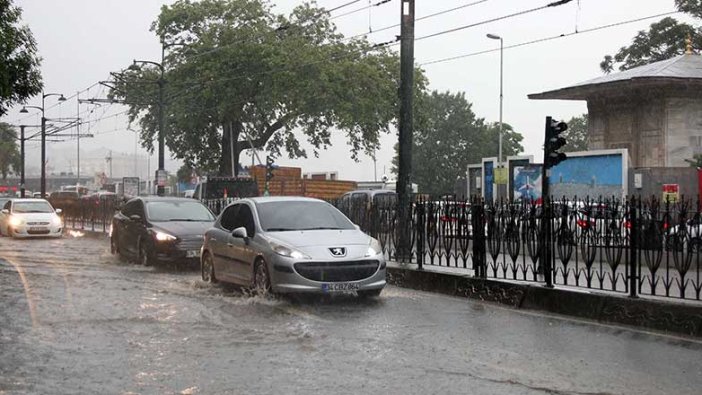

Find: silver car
<box><xmin>201</xmin><ymin>197</ymin><xmax>386</xmax><ymax>296</ymax></box>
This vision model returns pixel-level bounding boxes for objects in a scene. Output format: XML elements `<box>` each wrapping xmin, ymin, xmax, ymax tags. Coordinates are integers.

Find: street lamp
<box><xmin>128</xmin><ymin>41</ymin><xmax>187</xmax><ymax>197</ymax></box>
<box><xmin>487</xmin><ymin>33</ymin><xmax>504</xmax><ymax>169</ymax></box>
<box><xmin>20</xmin><ymin>92</ymin><xmax>66</xmax><ymax>197</ymax></box>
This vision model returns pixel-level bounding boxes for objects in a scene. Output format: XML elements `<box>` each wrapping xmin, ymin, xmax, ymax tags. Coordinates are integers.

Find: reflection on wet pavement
<box><xmin>1</xmin><ymin>235</ymin><xmax>701</xmax><ymax>394</ymax></box>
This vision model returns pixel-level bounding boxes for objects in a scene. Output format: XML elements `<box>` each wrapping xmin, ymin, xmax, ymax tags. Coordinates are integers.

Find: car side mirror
<box><xmin>232</xmin><ymin>226</ymin><xmax>248</xmax><ymax>239</ymax></box>
<box><xmin>1</xmin><ymin>209</ymin><xmax>8</xmax><ymax>215</ymax></box>
<box><xmin>354</xmin><ymin>224</ymin><xmax>361</xmax><ymax>231</ymax></box>
<box><xmin>55</xmin><ymin>209</ymin><xmax>62</xmax><ymax>215</ymax></box>
<box><xmin>129</xmin><ymin>214</ymin><xmax>142</xmax><ymax>222</ymax></box>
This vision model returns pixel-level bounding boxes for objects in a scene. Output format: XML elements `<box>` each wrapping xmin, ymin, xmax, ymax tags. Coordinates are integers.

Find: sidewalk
<box><xmin>386</xmin><ymin>260</ymin><xmax>702</xmax><ymax>338</ymax></box>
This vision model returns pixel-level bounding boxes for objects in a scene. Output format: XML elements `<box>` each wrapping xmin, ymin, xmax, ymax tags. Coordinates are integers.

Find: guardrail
<box><xmin>59</xmin><ymin>198</ymin><xmax>122</xmax><ymax>233</ymax></box>
<box><xmin>332</xmin><ymin>196</ymin><xmax>702</xmax><ymax>302</ymax></box>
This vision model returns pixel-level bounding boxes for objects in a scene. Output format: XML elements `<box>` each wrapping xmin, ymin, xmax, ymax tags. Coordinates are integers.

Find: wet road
<box><xmin>1</xmin><ymin>235</ymin><xmax>701</xmax><ymax>395</ymax></box>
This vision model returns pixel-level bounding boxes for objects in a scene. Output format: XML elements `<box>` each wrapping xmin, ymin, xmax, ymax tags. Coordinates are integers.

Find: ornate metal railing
<box><xmin>332</xmin><ymin>195</ymin><xmax>702</xmax><ymax>302</ymax></box>
<box><xmin>61</xmin><ymin>198</ymin><xmax>122</xmax><ymax>233</ymax></box>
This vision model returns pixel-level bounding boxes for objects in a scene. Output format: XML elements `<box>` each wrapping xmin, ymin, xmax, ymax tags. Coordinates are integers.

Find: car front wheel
<box><xmin>201</xmin><ymin>252</ymin><xmax>217</xmax><ymax>283</ymax></box>
<box><xmin>138</xmin><ymin>239</ymin><xmax>153</xmax><ymax>266</ymax></box>
<box><xmin>252</xmin><ymin>259</ymin><xmax>272</xmax><ymax>296</ymax></box>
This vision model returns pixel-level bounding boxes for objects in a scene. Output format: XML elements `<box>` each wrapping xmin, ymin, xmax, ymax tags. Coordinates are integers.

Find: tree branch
<box><xmin>237</xmin><ymin>113</ymin><xmax>295</xmax><ymax>153</ymax></box>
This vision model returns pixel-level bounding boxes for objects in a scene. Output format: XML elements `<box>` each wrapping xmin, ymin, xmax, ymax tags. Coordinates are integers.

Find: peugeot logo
<box><xmin>329</xmin><ymin>247</ymin><xmax>347</xmax><ymax>257</ymax></box>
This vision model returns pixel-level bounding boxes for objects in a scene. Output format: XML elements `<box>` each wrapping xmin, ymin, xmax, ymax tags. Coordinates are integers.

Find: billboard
<box><xmin>122</xmin><ymin>177</ymin><xmax>140</xmax><ymax>197</ymax></box>
<box><xmin>513</xmin><ymin>164</ymin><xmax>543</xmax><ymax>201</ymax></box>
<box><xmin>549</xmin><ymin>150</ymin><xmax>626</xmax><ymax>198</ymax></box>
<box><xmin>482</xmin><ymin>159</ymin><xmax>495</xmax><ymax>202</ymax></box>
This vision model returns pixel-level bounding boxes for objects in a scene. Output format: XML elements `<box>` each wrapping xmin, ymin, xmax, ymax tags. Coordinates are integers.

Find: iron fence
<box><xmin>60</xmin><ymin>198</ymin><xmax>122</xmax><ymax>233</ymax></box>
<box><xmin>332</xmin><ymin>195</ymin><xmax>702</xmax><ymax>302</ymax></box>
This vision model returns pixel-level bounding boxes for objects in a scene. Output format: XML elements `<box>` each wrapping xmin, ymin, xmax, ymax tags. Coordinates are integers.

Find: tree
<box><xmin>0</xmin><ymin>0</ymin><xmax>42</xmax><ymax>116</ymax></box>
<box><xmin>0</xmin><ymin>123</ymin><xmax>21</xmax><ymax>180</ymax></box>
<box><xmin>600</xmin><ymin>1</ymin><xmax>702</xmax><ymax>73</ymax></box>
<box><xmin>176</xmin><ymin>164</ymin><xmax>199</xmax><ymax>184</ymax></box>
<box><xmin>684</xmin><ymin>153</ymin><xmax>702</xmax><ymax>168</ymax></box>
<box><xmin>561</xmin><ymin>114</ymin><xmax>588</xmax><ymax>152</ymax></box>
<box><xmin>111</xmin><ymin>0</ymin><xmax>407</xmax><ymax>177</ymax></box>
<box><xmin>391</xmin><ymin>90</ymin><xmax>523</xmax><ymax>197</ymax></box>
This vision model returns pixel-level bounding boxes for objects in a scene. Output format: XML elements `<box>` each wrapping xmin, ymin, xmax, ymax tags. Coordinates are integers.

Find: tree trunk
<box><xmin>218</xmin><ymin>121</ymin><xmax>242</xmax><ymax>177</ymax></box>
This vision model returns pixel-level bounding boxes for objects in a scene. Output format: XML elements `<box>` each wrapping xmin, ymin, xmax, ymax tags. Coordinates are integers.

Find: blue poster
<box><xmin>484</xmin><ymin>161</ymin><xmax>494</xmax><ymax>202</ymax></box>
<box><xmin>513</xmin><ymin>164</ymin><xmax>542</xmax><ymax>202</ymax></box>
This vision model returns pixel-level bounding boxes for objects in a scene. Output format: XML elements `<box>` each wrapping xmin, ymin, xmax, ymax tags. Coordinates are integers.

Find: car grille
<box><xmin>27</xmin><ymin>229</ymin><xmax>50</xmax><ymax>235</ymax></box>
<box><xmin>177</xmin><ymin>236</ymin><xmax>204</xmax><ymax>250</ymax></box>
<box><xmin>27</xmin><ymin>222</ymin><xmax>50</xmax><ymax>226</ymax></box>
<box><xmin>294</xmin><ymin>260</ymin><xmax>380</xmax><ymax>282</ymax></box>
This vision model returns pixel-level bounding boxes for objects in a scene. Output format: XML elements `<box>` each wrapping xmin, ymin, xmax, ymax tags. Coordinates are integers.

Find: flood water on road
<box><xmin>1</xmin><ymin>234</ymin><xmax>701</xmax><ymax>395</ymax></box>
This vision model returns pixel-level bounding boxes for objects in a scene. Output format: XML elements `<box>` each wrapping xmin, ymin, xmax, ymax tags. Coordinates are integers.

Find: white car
<box><xmin>0</xmin><ymin>199</ymin><xmax>64</xmax><ymax>238</ymax></box>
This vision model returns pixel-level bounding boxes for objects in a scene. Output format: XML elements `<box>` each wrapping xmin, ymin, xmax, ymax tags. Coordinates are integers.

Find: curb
<box><xmin>387</xmin><ymin>265</ymin><xmax>702</xmax><ymax>338</ymax></box>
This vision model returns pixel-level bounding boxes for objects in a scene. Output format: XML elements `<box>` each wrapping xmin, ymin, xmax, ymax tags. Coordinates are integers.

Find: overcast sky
<box><xmin>2</xmin><ymin>0</ymin><xmax>692</xmax><ymax>182</ymax></box>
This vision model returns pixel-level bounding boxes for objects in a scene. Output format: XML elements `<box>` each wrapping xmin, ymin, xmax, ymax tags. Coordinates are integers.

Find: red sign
<box><xmin>662</xmin><ymin>184</ymin><xmax>679</xmax><ymax>193</ymax></box>
<box><xmin>0</xmin><ymin>186</ymin><xmax>18</xmax><ymax>193</ymax></box>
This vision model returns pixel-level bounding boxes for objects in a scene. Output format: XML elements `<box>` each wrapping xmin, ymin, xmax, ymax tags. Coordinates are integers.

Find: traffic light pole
<box><xmin>541</xmin><ymin>116</ymin><xmax>553</xmax><ymax>287</ymax></box>
<box><xmin>20</xmin><ymin>125</ymin><xmax>25</xmax><ymax>198</ymax></box>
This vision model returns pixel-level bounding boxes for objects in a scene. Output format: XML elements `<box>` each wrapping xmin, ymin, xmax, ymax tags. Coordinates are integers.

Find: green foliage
<box><xmin>684</xmin><ymin>153</ymin><xmax>702</xmax><ymax>168</ymax></box>
<box><xmin>176</xmin><ymin>164</ymin><xmax>200</xmax><ymax>184</ymax></box>
<box><xmin>600</xmin><ymin>0</ymin><xmax>702</xmax><ymax>74</ymax></box>
<box><xmin>110</xmin><ymin>0</ymin><xmax>408</xmax><ymax>176</ymax></box>
<box><xmin>0</xmin><ymin>0</ymin><xmax>42</xmax><ymax>115</ymax></box>
<box><xmin>392</xmin><ymin>90</ymin><xmax>523</xmax><ymax>197</ymax></box>
<box><xmin>562</xmin><ymin>114</ymin><xmax>588</xmax><ymax>152</ymax></box>
<box><xmin>0</xmin><ymin>122</ymin><xmax>21</xmax><ymax>179</ymax></box>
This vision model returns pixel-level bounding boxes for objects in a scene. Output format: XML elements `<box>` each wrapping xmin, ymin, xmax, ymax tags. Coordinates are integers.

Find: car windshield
<box><xmin>256</xmin><ymin>200</ymin><xmax>355</xmax><ymax>231</ymax></box>
<box><xmin>12</xmin><ymin>201</ymin><xmax>54</xmax><ymax>213</ymax></box>
<box><xmin>146</xmin><ymin>201</ymin><xmax>215</xmax><ymax>222</ymax></box>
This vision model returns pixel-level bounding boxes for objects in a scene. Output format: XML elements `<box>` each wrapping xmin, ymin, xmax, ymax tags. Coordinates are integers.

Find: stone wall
<box><xmin>665</xmin><ymin>98</ymin><xmax>702</xmax><ymax>167</ymax></box>
<box><xmin>628</xmin><ymin>167</ymin><xmax>699</xmax><ymax>199</ymax></box>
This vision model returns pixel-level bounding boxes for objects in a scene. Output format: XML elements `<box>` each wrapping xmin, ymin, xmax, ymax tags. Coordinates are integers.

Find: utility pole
<box><xmin>396</xmin><ymin>0</ymin><xmax>415</xmax><ymax>261</ymax></box>
<box><xmin>76</xmin><ymin>91</ymin><xmax>81</xmax><ymax>187</ymax></box>
<box><xmin>20</xmin><ymin>125</ymin><xmax>25</xmax><ymax>198</ymax></box>
<box><xmin>106</xmin><ymin>150</ymin><xmax>113</xmax><ymax>180</ymax></box>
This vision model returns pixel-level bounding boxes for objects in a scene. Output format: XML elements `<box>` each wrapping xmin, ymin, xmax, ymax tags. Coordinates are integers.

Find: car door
<box><xmin>227</xmin><ymin>203</ymin><xmax>258</xmax><ymax>283</ymax></box>
<box><xmin>0</xmin><ymin>200</ymin><xmax>11</xmax><ymax>235</ymax></box>
<box><xmin>210</xmin><ymin>204</ymin><xmax>239</xmax><ymax>282</ymax></box>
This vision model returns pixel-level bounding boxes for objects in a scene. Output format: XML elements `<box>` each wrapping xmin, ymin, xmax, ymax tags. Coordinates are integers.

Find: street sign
<box><xmin>123</xmin><ymin>177</ymin><xmax>140</xmax><ymax>197</ymax></box>
<box><xmin>662</xmin><ymin>184</ymin><xmax>679</xmax><ymax>203</ymax></box>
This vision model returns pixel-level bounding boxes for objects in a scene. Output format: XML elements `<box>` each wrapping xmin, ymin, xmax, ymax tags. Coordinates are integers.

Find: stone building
<box><xmin>529</xmin><ymin>53</ymin><xmax>702</xmax><ymax>167</ymax></box>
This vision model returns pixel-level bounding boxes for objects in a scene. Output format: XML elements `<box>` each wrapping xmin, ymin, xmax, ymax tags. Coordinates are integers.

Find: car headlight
<box><xmin>154</xmin><ymin>231</ymin><xmax>177</xmax><ymax>242</ymax></box>
<box><xmin>8</xmin><ymin>216</ymin><xmax>23</xmax><ymax>227</ymax></box>
<box><xmin>270</xmin><ymin>240</ymin><xmax>309</xmax><ymax>259</ymax></box>
<box><xmin>52</xmin><ymin>215</ymin><xmax>62</xmax><ymax>227</ymax></box>
<box><xmin>365</xmin><ymin>238</ymin><xmax>383</xmax><ymax>257</ymax></box>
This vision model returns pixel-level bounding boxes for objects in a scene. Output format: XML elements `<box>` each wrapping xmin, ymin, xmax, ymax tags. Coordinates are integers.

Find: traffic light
<box><xmin>544</xmin><ymin>116</ymin><xmax>568</xmax><ymax>169</ymax></box>
<box><xmin>265</xmin><ymin>156</ymin><xmax>275</xmax><ymax>182</ymax></box>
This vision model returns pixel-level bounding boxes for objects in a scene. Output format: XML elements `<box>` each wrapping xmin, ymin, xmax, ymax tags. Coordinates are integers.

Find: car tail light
<box><xmin>577</xmin><ymin>219</ymin><xmax>590</xmax><ymax>228</ymax></box>
<box><xmin>663</xmin><ymin>222</ymin><xmax>669</xmax><ymax>230</ymax></box>
<box><xmin>624</xmin><ymin>221</ymin><xmax>631</xmax><ymax>229</ymax></box>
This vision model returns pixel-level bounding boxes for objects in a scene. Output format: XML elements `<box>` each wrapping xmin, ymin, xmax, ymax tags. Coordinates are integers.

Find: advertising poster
<box><xmin>122</xmin><ymin>177</ymin><xmax>140</xmax><ymax>197</ymax></box>
<box><xmin>483</xmin><ymin>161</ymin><xmax>494</xmax><ymax>202</ymax></box>
<box><xmin>513</xmin><ymin>164</ymin><xmax>542</xmax><ymax>202</ymax></box>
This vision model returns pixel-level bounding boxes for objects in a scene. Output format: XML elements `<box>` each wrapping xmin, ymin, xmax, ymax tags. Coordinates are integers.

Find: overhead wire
<box><xmin>420</xmin><ymin>11</ymin><xmax>681</xmax><ymax>66</ymax></box>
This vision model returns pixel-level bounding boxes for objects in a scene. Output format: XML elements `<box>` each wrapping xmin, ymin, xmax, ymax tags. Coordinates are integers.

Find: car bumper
<box><xmin>268</xmin><ymin>254</ymin><xmax>387</xmax><ymax>294</ymax></box>
<box><xmin>153</xmin><ymin>240</ymin><xmax>203</xmax><ymax>263</ymax></box>
<box><xmin>10</xmin><ymin>224</ymin><xmax>63</xmax><ymax>238</ymax></box>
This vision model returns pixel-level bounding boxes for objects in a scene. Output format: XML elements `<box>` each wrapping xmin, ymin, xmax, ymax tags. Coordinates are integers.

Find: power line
<box><xmin>330</xmin><ymin>0</ymin><xmax>392</xmax><ymax>20</ymax></box>
<box><xmin>347</xmin><ymin>0</ymin><xmax>492</xmax><ymax>39</ymax></box>
<box><xmin>414</xmin><ymin>0</ymin><xmax>574</xmax><ymax>43</ymax></box>
<box><xmin>420</xmin><ymin>10</ymin><xmax>681</xmax><ymax>66</ymax></box>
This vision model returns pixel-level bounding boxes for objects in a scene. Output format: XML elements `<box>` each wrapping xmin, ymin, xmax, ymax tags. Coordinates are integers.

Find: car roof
<box><xmin>11</xmin><ymin>198</ymin><xmax>49</xmax><ymax>203</ymax></box>
<box><xmin>344</xmin><ymin>189</ymin><xmax>397</xmax><ymax>197</ymax></box>
<box><xmin>248</xmin><ymin>196</ymin><xmax>325</xmax><ymax>204</ymax></box>
<box><xmin>135</xmin><ymin>196</ymin><xmax>201</xmax><ymax>203</ymax></box>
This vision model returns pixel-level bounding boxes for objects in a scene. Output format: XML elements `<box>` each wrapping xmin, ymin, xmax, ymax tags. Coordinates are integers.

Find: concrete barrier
<box><xmin>387</xmin><ymin>263</ymin><xmax>702</xmax><ymax>338</ymax></box>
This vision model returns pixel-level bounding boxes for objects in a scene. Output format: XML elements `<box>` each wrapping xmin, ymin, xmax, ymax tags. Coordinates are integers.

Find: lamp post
<box><xmin>487</xmin><ymin>34</ymin><xmax>504</xmax><ymax>168</ymax></box>
<box><xmin>129</xmin><ymin>41</ymin><xmax>187</xmax><ymax>196</ymax></box>
<box><xmin>20</xmin><ymin>92</ymin><xmax>66</xmax><ymax>197</ymax></box>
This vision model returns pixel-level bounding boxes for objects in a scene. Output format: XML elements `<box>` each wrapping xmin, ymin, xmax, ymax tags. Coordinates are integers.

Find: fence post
<box><xmin>542</xmin><ymin>196</ymin><xmax>554</xmax><ymax>288</ymax></box>
<box><xmin>472</xmin><ymin>200</ymin><xmax>486</xmax><ymax>278</ymax></box>
<box><xmin>629</xmin><ymin>197</ymin><xmax>638</xmax><ymax>298</ymax></box>
<box><xmin>416</xmin><ymin>199</ymin><xmax>424</xmax><ymax>270</ymax></box>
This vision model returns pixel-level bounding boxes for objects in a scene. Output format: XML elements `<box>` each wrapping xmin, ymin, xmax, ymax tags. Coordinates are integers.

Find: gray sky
<box><xmin>2</xmin><ymin>0</ymin><xmax>691</xmax><ymax>181</ymax></box>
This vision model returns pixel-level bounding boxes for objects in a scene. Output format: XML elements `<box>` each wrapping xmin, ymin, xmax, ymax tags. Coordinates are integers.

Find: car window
<box><xmin>256</xmin><ymin>200</ymin><xmax>355</xmax><ymax>232</ymax></box>
<box><xmin>2</xmin><ymin>200</ymin><xmax>11</xmax><ymax>210</ymax></box>
<box><xmin>12</xmin><ymin>201</ymin><xmax>54</xmax><ymax>213</ymax></box>
<box><xmin>145</xmin><ymin>201</ymin><xmax>214</xmax><ymax>222</ymax></box>
<box><xmin>220</xmin><ymin>205</ymin><xmax>239</xmax><ymax>231</ymax></box>
<box><xmin>232</xmin><ymin>204</ymin><xmax>256</xmax><ymax>237</ymax></box>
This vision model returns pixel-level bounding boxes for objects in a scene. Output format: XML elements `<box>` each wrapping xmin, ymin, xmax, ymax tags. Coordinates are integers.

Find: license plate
<box><xmin>30</xmin><ymin>227</ymin><xmax>47</xmax><ymax>232</ymax></box>
<box><xmin>321</xmin><ymin>282</ymin><xmax>360</xmax><ymax>292</ymax></box>
<box><xmin>186</xmin><ymin>250</ymin><xmax>199</xmax><ymax>258</ymax></box>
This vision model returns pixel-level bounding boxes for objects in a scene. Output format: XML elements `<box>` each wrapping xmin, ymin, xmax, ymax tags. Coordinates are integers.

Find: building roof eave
<box><xmin>528</xmin><ymin>77</ymin><xmax>702</xmax><ymax>101</ymax></box>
